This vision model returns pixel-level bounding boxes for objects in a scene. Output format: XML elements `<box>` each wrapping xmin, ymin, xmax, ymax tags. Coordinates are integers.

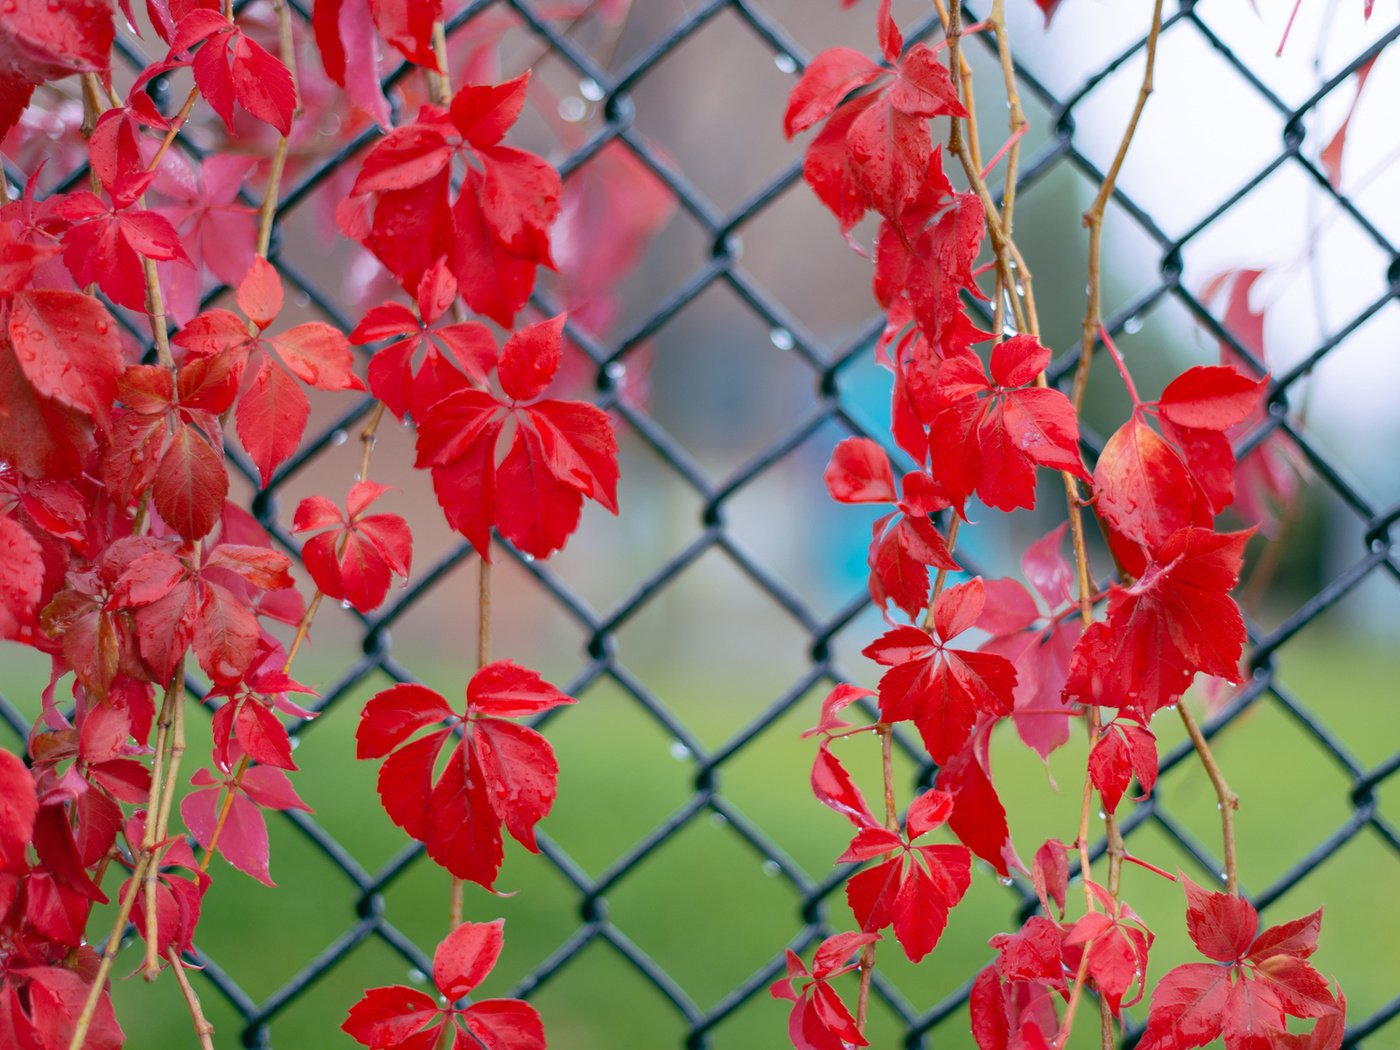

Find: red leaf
<box><xmin>847</xmin><ymin>100</ymin><xmax>929</xmax><ymax>221</ymax></box>
<box><xmin>153</xmin><ymin>423</ymin><xmax>228</xmax><ymax>542</ymax></box>
<box><xmin>936</xmin><ymin>726</ymin><xmax>1019</xmax><ymax>877</ymax></box>
<box><xmin>237</xmin><ymin>358</ymin><xmax>311</xmax><ymax>486</ymax></box>
<box><xmin>353</xmin><ymin>125</ymin><xmax>455</xmax><ymax>195</ymax></box>
<box><xmin>236</xmin><ymin>256</ymin><xmax>283</xmax><ymax>330</ymax></box>
<box><xmin>468</xmin><ymin>660</ymin><xmax>576</xmax><ymax>717</ymax></box>
<box><xmin>1094</xmin><ymin>416</ymin><xmax>1211</xmax><ymax>560</ymax></box>
<box><xmin>865</xmin><ymin>607</ymin><xmax>1016</xmax><ymax>764</ymax></box>
<box><xmin>824</xmin><ymin>437</ymin><xmax>897</xmax><ymax>503</ymax></box>
<box><xmin>193</xmin><ymin>582</ymin><xmax>259</xmax><ymax>684</ymax></box>
<box><xmin>182</xmin><ymin>782</ymin><xmax>274</xmax><ymax>884</ymax></box>
<box><xmin>802</xmin><ymin>93</ymin><xmax>879</xmax><ymax>232</ymax></box>
<box><xmin>1157</xmin><ymin>365</ymin><xmax>1267</xmax><ymax>431</ymax></box>
<box><xmin>312</xmin><ymin>0</ymin><xmax>392</xmax><ymax>128</ymax></box>
<box><xmin>0</xmin><ymin>517</ymin><xmax>44</xmax><ymax>641</ymax></box>
<box><xmin>9</xmin><ymin>291</ymin><xmax>123</xmax><ymax>426</ymax></box>
<box><xmin>450</xmin><ymin>72</ymin><xmax>531</xmax><ymax>149</ymax></box>
<box><xmin>803</xmin><ymin>683</ymin><xmax>874</xmax><ymax>738</ymax></box>
<box><xmin>1182</xmin><ymin>874</ymin><xmax>1259</xmax><ymax>962</ymax></box>
<box><xmin>0</xmin><ymin>748</ymin><xmax>37</xmax><ymax>871</ymax></box>
<box><xmin>478</xmin><ymin>145</ymin><xmax>561</xmax><ymax>260</ymax></box>
<box><xmin>1064</xmin><ymin>528</ymin><xmax>1249</xmax><ymax>715</ymax></box>
<box><xmin>371</xmin><ymin>0</ymin><xmax>441</xmax><ymax>70</ymax></box>
<box><xmin>1137</xmin><ymin>962</ymin><xmax>1231</xmax><ymax>1049</ymax></box>
<box><xmin>234</xmin><ymin>700</ymin><xmax>295</xmax><ymax>771</ymax></box>
<box><xmin>271</xmin><ymin>323</ymin><xmax>363</xmax><ymax>392</ymax></box>
<box><xmin>492</xmin><ymin>425</ymin><xmax>584</xmax><ymax>559</ymax></box>
<box><xmin>425</xmin><ymin>740</ymin><xmax>505</xmax><ymax>887</ymax></box>
<box><xmin>497</xmin><ymin>314</ymin><xmax>564</xmax><ymax>402</ymax></box>
<box><xmin>358</xmin><ymin>666</ymin><xmax>571</xmax><ymax>889</ymax></box>
<box><xmin>1088</xmin><ymin>720</ymin><xmax>1157</xmax><ymax>814</ymax></box>
<box><xmin>433</xmin><ymin>919</ymin><xmax>504</xmax><ymax>1001</ymax></box>
<box><xmin>811</xmin><ymin>743</ymin><xmax>877</xmax><ymax>829</ymax></box>
<box><xmin>461</xmin><ymin>999</ymin><xmax>547</xmax><ymax>1050</ymax></box>
<box><xmin>356</xmin><ymin>683</ymin><xmax>455</xmax><ymax>759</ymax></box>
<box><xmin>783</xmin><ymin>48</ymin><xmax>884</xmax><ymax>138</ymax></box>
<box><xmin>887</xmin><ymin>45</ymin><xmax>966</xmax><ymax>119</ymax></box>
<box><xmin>473</xmin><ymin>719</ymin><xmax>558</xmax><ymax>852</ymax></box>
<box><xmin>342</xmin><ymin>985</ymin><xmax>444</xmax><ymax>1048</ymax></box>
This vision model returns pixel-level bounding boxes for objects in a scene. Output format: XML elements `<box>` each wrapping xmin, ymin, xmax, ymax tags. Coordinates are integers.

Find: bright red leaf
<box><xmin>343</xmin><ymin>920</ymin><xmax>546</xmax><ymax>1049</ymax></box>
<box><xmin>293</xmin><ymin>482</ymin><xmax>413</xmax><ymax>613</ymax></box>
<box><xmin>355</xmin><ymin>664</ymin><xmax>574</xmax><ymax>888</ymax></box>
<box><xmin>838</xmin><ymin>789</ymin><xmax>973</xmax><ymax>961</ymax></box>
<box><xmin>863</xmin><ymin>578</ymin><xmax>1017</xmax><ymax>763</ymax></box>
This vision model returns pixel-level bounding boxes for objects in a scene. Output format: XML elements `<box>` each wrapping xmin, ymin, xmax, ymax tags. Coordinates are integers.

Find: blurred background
<box><xmin>4</xmin><ymin>0</ymin><xmax>1400</xmax><ymax>1045</ymax></box>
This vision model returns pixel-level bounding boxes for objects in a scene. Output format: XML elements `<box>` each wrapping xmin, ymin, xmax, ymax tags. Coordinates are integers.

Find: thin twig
<box><xmin>68</xmin><ymin>669</ymin><xmax>183</xmax><ymax>1049</ymax></box>
<box><xmin>1071</xmin><ymin>0</ymin><xmax>1165</xmax><ymax>413</ymax></box>
<box><xmin>167</xmin><ymin>948</ymin><xmax>217</xmax><ymax>1050</ymax></box>
<box><xmin>1178</xmin><ymin>702</ymin><xmax>1240</xmax><ymax>894</ymax></box>
<box><xmin>144</xmin><ymin>659</ymin><xmax>190</xmax><ymax>979</ymax></box>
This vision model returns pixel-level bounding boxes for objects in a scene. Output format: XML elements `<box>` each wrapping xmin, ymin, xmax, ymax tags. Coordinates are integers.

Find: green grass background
<box><xmin>3</xmin><ymin>618</ymin><xmax>1396</xmax><ymax>1049</ymax></box>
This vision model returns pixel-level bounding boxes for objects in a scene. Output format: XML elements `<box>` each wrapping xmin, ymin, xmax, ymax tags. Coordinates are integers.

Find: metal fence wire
<box><xmin>3</xmin><ymin>0</ymin><xmax>1400</xmax><ymax>1047</ymax></box>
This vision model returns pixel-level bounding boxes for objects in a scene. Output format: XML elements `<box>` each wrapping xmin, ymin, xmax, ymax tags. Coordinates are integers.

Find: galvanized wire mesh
<box><xmin>3</xmin><ymin>0</ymin><xmax>1399</xmax><ymax>1047</ymax></box>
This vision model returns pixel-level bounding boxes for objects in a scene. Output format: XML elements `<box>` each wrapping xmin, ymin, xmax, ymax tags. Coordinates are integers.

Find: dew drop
<box><xmin>1219</xmin><ymin>871</ymin><xmax>1228</xmax><ymax>882</ymax></box>
<box><xmin>1097</xmin><ymin>809</ymin><xmax>1106</xmax><ymax>820</ymax></box>
<box><xmin>1371</xmin><ymin>536</ymin><xmax>1390</xmax><ymax>554</ymax></box>
<box><xmin>408</xmin><ymin>968</ymin><xmax>428</xmax><ymax>985</ymax></box>
<box><xmin>1123</xmin><ymin>314</ymin><xmax>1144</xmax><ymax>335</ymax></box>
<box><xmin>762</xmin><ymin>860</ymin><xmax>781</xmax><ymax>877</ymax></box>
<box><xmin>579</xmin><ymin>78</ymin><xmax>604</xmax><ymax>102</ymax></box>
<box><xmin>289</xmin><ymin>736</ymin><xmax>301</xmax><ymax>751</ymax></box>
<box><xmin>558</xmin><ymin>97</ymin><xmax>587</xmax><ymax>123</ymax></box>
<box><xmin>769</xmin><ymin>327</ymin><xmax>794</xmax><ymax>350</ymax></box>
<box><xmin>605</xmin><ymin>361</ymin><xmax>626</xmax><ymax>380</ymax></box>
<box><xmin>668</xmin><ymin>740</ymin><xmax>691</xmax><ymax>761</ymax></box>
<box><xmin>998</xmin><ymin>876</ymin><xmax>1014</xmax><ymax>886</ymax></box>
<box><xmin>522</xmin><ymin>552</ymin><xmax>536</xmax><ymax>563</ymax></box>
<box><xmin>1216</xmin><ymin>802</ymin><xmax>1223</xmax><ymax>810</ymax></box>
<box><xmin>95</xmin><ymin>319</ymin><xmax>110</xmax><ymax>334</ymax></box>
<box><xmin>710</xmin><ymin>812</ymin><xmax>728</xmax><ymax>827</ymax></box>
<box><xmin>295</xmin><ymin>292</ymin><xmax>311</xmax><ymax>308</ymax></box>
<box><xmin>340</xmin><ymin>598</ymin><xmax>353</xmax><ymax>609</ymax></box>
<box><xmin>774</xmin><ymin>53</ymin><xmax>798</xmax><ymax>74</ymax></box>
<box><xmin>330</xmin><ymin>429</ymin><xmax>349</xmax><ymax>446</ymax></box>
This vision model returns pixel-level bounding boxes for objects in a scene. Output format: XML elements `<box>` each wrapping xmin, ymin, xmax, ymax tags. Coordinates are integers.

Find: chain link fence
<box><xmin>3</xmin><ymin>0</ymin><xmax>1399</xmax><ymax>1046</ymax></box>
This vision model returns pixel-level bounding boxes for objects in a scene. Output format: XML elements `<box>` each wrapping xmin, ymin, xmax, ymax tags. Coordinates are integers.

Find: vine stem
<box><xmin>143</xmin><ymin>656</ymin><xmax>191</xmax><ymax>978</ymax></box>
<box><xmin>168</xmin><ymin>948</ymin><xmax>217</xmax><ymax>1049</ymax></box>
<box><xmin>856</xmin><ymin>520</ymin><xmax>963</xmax><ymax>1033</ymax></box>
<box><xmin>1178</xmin><ymin>702</ymin><xmax>1240</xmax><ymax>894</ymax></box>
<box><xmin>68</xmin><ymin>670</ymin><xmax>182</xmax><ymax>1050</ymax></box>
<box><xmin>1055</xmin><ymin>949</ymin><xmax>1095</xmax><ymax>1049</ymax></box>
<box><xmin>1070</xmin><ymin>0</ymin><xmax>1165</xmax><ymax>414</ymax></box>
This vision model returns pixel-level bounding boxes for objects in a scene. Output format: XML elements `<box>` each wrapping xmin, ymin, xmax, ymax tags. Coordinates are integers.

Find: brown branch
<box><xmin>1055</xmin><ymin>947</ymin><xmax>1095</xmax><ymax>1049</ymax></box>
<box><xmin>143</xmin><ymin>660</ymin><xmax>190</xmax><ymax>979</ymax></box>
<box><xmin>167</xmin><ymin>948</ymin><xmax>217</xmax><ymax>1050</ymax></box>
<box><xmin>1071</xmin><ymin>0</ymin><xmax>1165</xmax><ymax>413</ymax></box>
<box><xmin>1178</xmin><ymin>702</ymin><xmax>1240</xmax><ymax>894</ymax></box>
<box><xmin>68</xmin><ymin>669</ymin><xmax>183</xmax><ymax>1050</ymax></box>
